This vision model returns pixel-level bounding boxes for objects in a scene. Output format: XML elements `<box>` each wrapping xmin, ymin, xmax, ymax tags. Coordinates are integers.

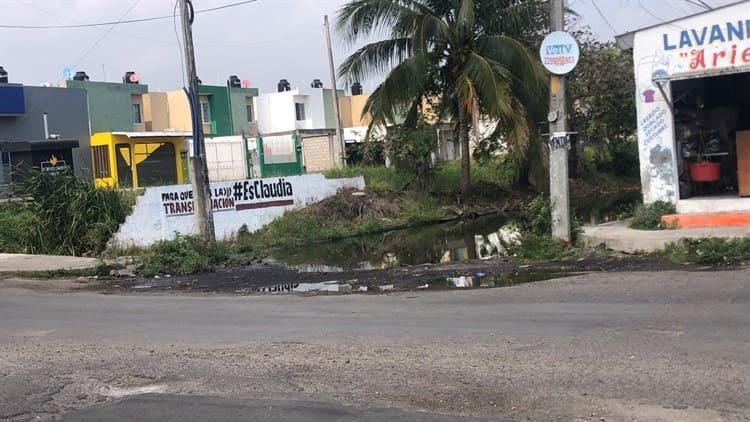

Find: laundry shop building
<box><xmin>617</xmin><ymin>1</ymin><xmax>750</xmax><ymax>214</ymax></box>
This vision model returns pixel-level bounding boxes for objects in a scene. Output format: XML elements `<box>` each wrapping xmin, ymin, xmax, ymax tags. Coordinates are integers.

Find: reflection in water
<box><xmin>271</xmin><ymin>191</ymin><xmax>639</xmax><ymax>272</ymax></box>
<box><xmin>272</xmin><ymin>215</ymin><xmax>519</xmax><ymax>272</ymax></box>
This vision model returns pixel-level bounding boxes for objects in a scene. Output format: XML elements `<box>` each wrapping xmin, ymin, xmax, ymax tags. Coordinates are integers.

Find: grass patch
<box><xmin>324</xmin><ymin>166</ymin><xmax>411</xmax><ymax>192</ymax></box>
<box><xmin>15</xmin><ymin>262</ymin><xmax>110</xmax><ymax>279</ymax></box>
<box><xmin>629</xmin><ymin>201</ymin><xmax>676</xmax><ymax>230</ymax></box>
<box><xmin>666</xmin><ymin>237</ymin><xmax>750</xmax><ymax>265</ymax></box>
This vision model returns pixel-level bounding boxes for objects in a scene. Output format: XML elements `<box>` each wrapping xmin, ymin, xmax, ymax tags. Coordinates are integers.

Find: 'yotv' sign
<box><xmin>540</xmin><ymin>31</ymin><xmax>580</xmax><ymax>75</ymax></box>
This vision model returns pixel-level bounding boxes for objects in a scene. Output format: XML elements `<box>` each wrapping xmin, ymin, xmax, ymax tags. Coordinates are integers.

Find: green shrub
<box><xmin>506</xmin><ymin>233</ymin><xmax>567</xmax><ymax>261</ymax></box>
<box><xmin>519</xmin><ymin>196</ymin><xmax>553</xmax><ymax>235</ymax></box>
<box><xmin>386</xmin><ymin>123</ymin><xmax>437</xmax><ymax>191</ymax></box>
<box><xmin>0</xmin><ymin>201</ymin><xmax>36</xmax><ymax>253</ymax></box>
<box><xmin>140</xmin><ymin>234</ymin><xmax>230</xmax><ymax>277</ymax></box>
<box><xmin>629</xmin><ymin>201</ymin><xmax>676</xmax><ymax>230</ymax></box>
<box><xmin>666</xmin><ymin>237</ymin><xmax>750</xmax><ymax>265</ymax></box>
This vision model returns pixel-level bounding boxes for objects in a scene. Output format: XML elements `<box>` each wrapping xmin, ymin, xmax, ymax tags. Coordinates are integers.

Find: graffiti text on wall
<box><xmin>161</xmin><ymin>178</ymin><xmax>294</xmax><ymax>216</ymax></box>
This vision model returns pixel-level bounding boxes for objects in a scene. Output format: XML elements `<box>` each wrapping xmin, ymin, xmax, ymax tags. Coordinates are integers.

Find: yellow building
<box><xmin>338</xmin><ymin>93</ymin><xmax>371</xmax><ymax>128</ymax></box>
<box><xmin>90</xmin><ymin>132</ymin><xmax>189</xmax><ymax>189</ymax></box>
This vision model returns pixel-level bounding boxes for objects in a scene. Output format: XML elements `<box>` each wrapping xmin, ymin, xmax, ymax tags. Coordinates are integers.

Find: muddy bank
<box><xmin>82</xmin><ymin>252</ymin><xmax>725</xmax><ymax>296</ymax></box>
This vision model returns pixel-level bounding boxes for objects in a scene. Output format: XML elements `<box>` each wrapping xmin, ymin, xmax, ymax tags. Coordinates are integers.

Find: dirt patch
<box><xmin>77</xmin><ymin>252</ymin><xmax>728</xmax><ymax>296</ymax></box>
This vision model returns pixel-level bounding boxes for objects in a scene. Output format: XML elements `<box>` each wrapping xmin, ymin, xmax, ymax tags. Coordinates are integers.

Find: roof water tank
<box><xmin>73</xmin><ymin>71</ymin><xmax>89</xmax><ymax>81</ymax></box>
<box><xmin>227</xmin><ymin>75</ymin><xmax>241</xmax><ymax>88</ymax></box>
<box><xmin>123</xmin><ymin>71</ymin><xmax>140</xmax><ymax>84</ymax></box>
<box><xmin>351</xmin><ymin>82</ymin><xmax>363</xmax><ymax>95</ymax></box>
<box><xmin>311</xmin><ymin>79</ymin><xmax>323</xmax><ymax>88</ymax></box>
<box><xmin>277</xmin><ymin>79</ymin><xmax>291</xmax><ymax>92</ymax></box>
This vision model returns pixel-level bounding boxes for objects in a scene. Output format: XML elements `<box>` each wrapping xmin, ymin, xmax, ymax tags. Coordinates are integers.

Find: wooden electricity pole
<box><xmin>325</xmin><ymin>15</ymin><xmax>346</xmax><ymax>168</ymax></box>
<box><xmin>548</xmin><ymin>0</ymin><xmax>571</xmax><ymax>242</ymax></box>
<box><xmin>179</xmin><ymin>0</ymin><xmax>216</xmax><ymax>243</ymax></box>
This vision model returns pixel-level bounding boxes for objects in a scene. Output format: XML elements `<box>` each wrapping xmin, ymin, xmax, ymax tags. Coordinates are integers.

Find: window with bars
<box><xmin>92</xmin><ymin>145</ymin><xmax>111</xmax><ymax>178</ymax></box>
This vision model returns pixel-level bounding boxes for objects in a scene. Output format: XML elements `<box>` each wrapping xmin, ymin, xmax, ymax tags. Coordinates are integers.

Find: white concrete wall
<box><xmin>112</xmin><ymin>173</ymin><xmax>365</xmax><ymax>247</ymax></box>
<box><xmin>632</xmin><ymin>3</ymin><xmax>750</xmax><ymax>205</ymax></box>
<box><xmin>301</xmin><ymin>88</ymin><xmax>327</xmax><ymax>128</ymax></box>
<box><xmin>256</xmin><ymin>88</ymin><xmax>332</xmax><ymax>134</ymax></box>
<box><xmin>256</xmin><ymin>90</ymin><xmax>297</xmax><ymax>133</ymax></box>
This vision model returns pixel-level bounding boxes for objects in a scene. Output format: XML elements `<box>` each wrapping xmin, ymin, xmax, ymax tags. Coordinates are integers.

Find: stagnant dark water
<box><xmin>270</xmin><ymin>190</ymin><xmax>641</xmax><ymax>272</ymax></box>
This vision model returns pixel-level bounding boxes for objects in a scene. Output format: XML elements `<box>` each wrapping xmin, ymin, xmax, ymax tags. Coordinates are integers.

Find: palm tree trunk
<box><xmin>458</xmin><ymin>105</ymin><xmax>471</xmax><ymax>198</ymax></box>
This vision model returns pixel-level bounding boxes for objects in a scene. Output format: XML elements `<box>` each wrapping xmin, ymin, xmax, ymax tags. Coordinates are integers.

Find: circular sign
<box><xmin>241</xmin><ymin>79</ymin><xmax>250</xmax><ymax>88</ymax></box>
<box><xmin>539</xmin><ymin>31</ymin><xmax>580</xmax><ymax>75</ymax></box>
<box><xmin>128</xmin><ymin>73</ymin><xmax>140</xmax><ymax>83</ymax></box>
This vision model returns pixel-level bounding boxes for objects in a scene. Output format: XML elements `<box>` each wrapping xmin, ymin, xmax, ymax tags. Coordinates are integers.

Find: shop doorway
<box><xmin>673</xmin><ymin>72</ymin><xmax>750</xmax><ymax>199</ymax></box>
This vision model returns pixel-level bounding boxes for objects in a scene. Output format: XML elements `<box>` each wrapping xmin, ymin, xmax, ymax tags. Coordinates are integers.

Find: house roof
<box><xmin>0</xmin><ymin>139</ymin><xmax>79</xmax><ymax>152</ymax></box>
<box><xmin>110</xmin><ymin>131</ymin><xmax>191</xmax><ymax>138</ymax></box>
<box><xmin>614</xmin><ymin>0</ymin><xmax>747</xmax><ymax>50</ymax></box>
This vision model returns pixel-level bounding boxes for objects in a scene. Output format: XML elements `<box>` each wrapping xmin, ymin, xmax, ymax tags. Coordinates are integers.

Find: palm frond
<box><xmin>336</xmin><ymin>0</ymin><xmax>432</xmax><ymax>45</ymax></box>
<box><xmin>363</xmin><ymin>53</ymin><xmax>432</xmax><ymax>126</ymax></box>
<box><xmin>338</xmin><ymin>38</ymin><xmax>414</xmax><ymax>84</ymax></box>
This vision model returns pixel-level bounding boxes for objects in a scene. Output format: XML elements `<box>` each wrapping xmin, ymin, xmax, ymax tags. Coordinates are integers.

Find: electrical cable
<box><xmin>0</xmin><ymin>0</ymin><xmax>258</xmax><ymax>29</ymax></box>
<box><xmin>59</xmin><ymin>0</ymin><xmax>143</xmax><ymax>83</ymax></box>
<box><xmin>173</xmin><ymin>0</ymin><xmax>186</xmax><ymax>88</ymax></box>
<box><xmin>589</xmin><ymin>0</ymin><xmax>618</xmax><ymax>35</ymax></box>
<box><xmin>11</xmin><ymin>0</ymin><xmax>301</xmax><ymax>49</ymax></box>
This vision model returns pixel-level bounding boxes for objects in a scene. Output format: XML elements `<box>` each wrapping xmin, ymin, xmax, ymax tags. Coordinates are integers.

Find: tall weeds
<box><xmin>14</xmin><ymin>169</ymin><xmax>135</xmax><ymax>256</ymax></box>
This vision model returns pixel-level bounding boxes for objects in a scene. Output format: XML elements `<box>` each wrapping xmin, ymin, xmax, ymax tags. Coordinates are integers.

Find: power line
<box><xmin>685</xmin><ymin>0</ymin><xmax>712</xmax><ymax>9</ymax></box>
<box><xmin>589</xmin><ymin>0</ymin><xmax>618</xmax><ymax>35</ymax></box>
<box><xmin>60</xmin><ymin>0</ymin><xmax>143</xmax><ymax>83</ymax></box>
<box><xmin>173</xmin><ymin>0</ymin><xmax>186</xmax><ymax>87</ymax></box>
<box><xmin>0</xmin><ymin>0</ymin><xmax>258</xmax><ymax>29</ymax></box>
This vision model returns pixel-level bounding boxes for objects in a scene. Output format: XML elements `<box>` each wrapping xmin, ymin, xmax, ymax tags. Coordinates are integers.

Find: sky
<box><xmin>0</xmin><ymin>0</ymin><xmax>742</xmax><ymax>94</ymax></box>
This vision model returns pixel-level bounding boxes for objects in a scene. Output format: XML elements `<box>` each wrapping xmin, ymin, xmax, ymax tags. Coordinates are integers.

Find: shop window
<box><xmin>91</xmin><ymin>145</ymin><xmax>110</xmax><ymax>178</ymax></box>
<box><xmin>295</xmin><ymin>103</ymin><xmax>305</xmax><ymax>121</ymax></box>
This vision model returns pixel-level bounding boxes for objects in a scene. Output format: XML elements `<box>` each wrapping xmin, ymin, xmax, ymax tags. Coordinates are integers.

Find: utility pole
<box><xmin>179</xmin><ymin>0</ymin><xmax>216</xmax><ymax>243</ymax></box>
<box><xmin>548</xmin><ymin>0</ymin><xmax>570</xmax><ymax>242</ymax></box>
<box><xmin>325</xmin><ymin>15</ymin><xmax>346</xmax><ymax>168</ymax></box>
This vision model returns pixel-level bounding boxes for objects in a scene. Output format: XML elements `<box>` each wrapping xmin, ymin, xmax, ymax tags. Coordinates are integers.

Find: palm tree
<box><xmin>336</xmin><ymin>0</ymin><xmax>548</xmax><ymax>198</ymax></box>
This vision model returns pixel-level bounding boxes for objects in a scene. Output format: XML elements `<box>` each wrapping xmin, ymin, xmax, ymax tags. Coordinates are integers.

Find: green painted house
<box><xmin>66</xmin><ymin>78</ymin><xmax>148</xmax><ymax>134</ymax></box>
<box><xmin>197</xmin><ymin>84</ymin><xmax>259</xmax><ymax>137</ymax></box>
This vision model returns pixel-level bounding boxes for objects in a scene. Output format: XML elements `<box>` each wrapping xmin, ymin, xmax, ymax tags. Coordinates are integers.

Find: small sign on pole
<box><xmin>539</xmin><ymin>31</ymin><xmax>580</xmax><ymax>75</ymax></box>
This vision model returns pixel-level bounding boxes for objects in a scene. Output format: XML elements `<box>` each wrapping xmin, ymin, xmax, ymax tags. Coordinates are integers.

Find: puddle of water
<box><xmin>271</xmin><ymin>215</ymin><xmax>516</xmax><ymax>271</ymax></box>
<box><xmin>431</xmin><ymin>270</ymin><xmax>570</xmax><ymax>291</ymax></box>
<box><xmin>257</xmin><ymin>281</ymin><xmax>352</xmax><ymax>294</ymax></box>
<box><xmin>269</xmin><ymin>191</ymin><xmax>639</xmax><ymax>272</ymax></box>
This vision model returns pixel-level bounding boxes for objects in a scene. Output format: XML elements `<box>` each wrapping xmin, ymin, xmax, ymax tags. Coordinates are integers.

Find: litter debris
<box><xmin>448</xmin><ymin>276</ymin><xmax>474</xmax><ymax>288</ymax></box>
<box><xmin>416</xmin><ymin>284</ymin><xmax>429</xmax><ymax>289</ymax></box>
<box><xmin>379</xmin><ymin>284</ymin><xmax>395</xmax><ymax>292</ymax></box>
<box><xmin>358</xmin><ymin>286</ymin><xmax>369</xmax><ymax>292</ymax></box>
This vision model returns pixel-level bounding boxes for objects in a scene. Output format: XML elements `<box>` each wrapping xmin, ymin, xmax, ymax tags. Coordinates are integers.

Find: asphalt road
<box><xmin>1</xmin><ymin>268</ymin><xmax>748</xmax><ymax>421</ymax></box>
